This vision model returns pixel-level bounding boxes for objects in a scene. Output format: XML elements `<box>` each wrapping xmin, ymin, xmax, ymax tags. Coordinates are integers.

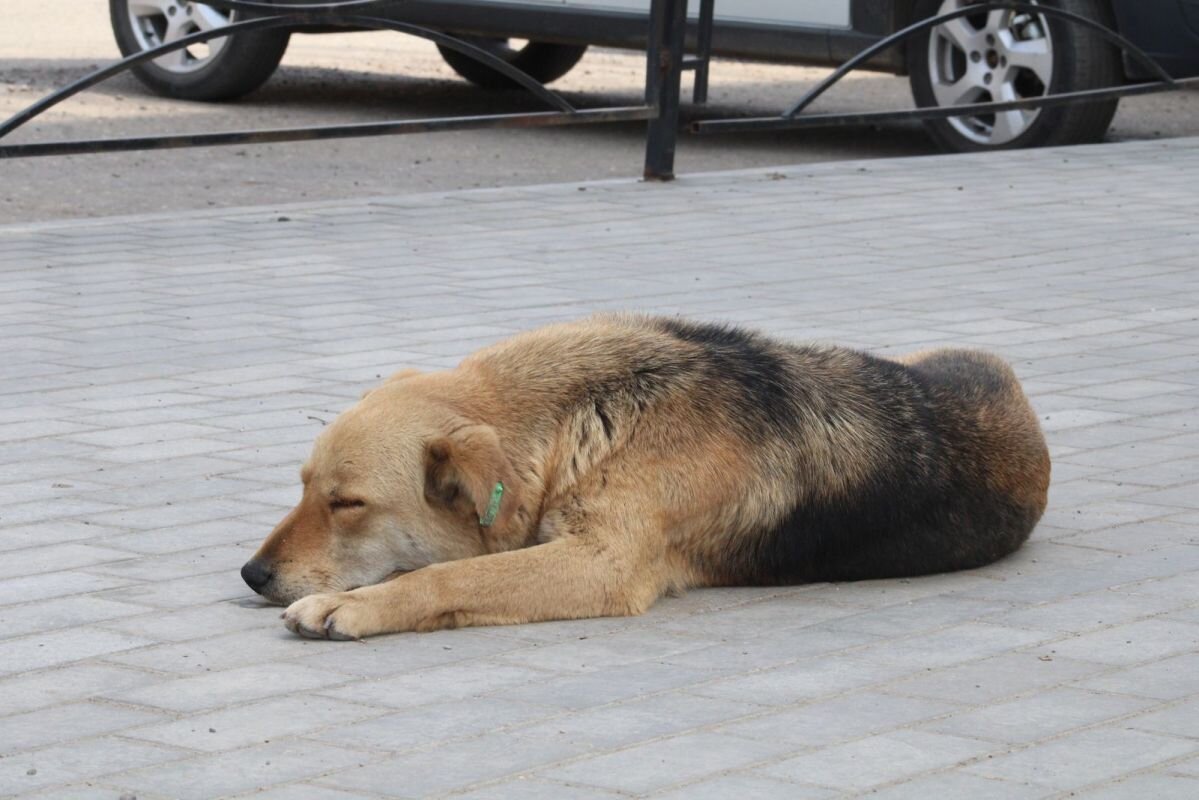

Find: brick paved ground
<box><xmin>1</xmin><ymin>137</ymin><xmax>1197</xmax><ymax>799</ymax></box>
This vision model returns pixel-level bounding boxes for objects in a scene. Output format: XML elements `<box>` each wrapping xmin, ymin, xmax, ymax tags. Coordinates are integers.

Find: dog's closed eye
<box><xmin>330</xmin><ymin>498</ymin><xmax>366</xmax><ymax>512</ymax></box>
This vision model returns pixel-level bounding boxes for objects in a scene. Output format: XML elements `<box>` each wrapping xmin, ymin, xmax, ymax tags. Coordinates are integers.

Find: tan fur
<box><xmin>241</xmin><ymin>316</ymin><xmax>1050</xmax><ymax>640</ymax></box>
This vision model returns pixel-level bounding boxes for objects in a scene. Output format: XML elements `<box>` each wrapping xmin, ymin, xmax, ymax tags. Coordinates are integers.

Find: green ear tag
<box><xmin>479</xmin><ymin>482</ymin><xmax>504</xmax><ymax>527</ymax></box>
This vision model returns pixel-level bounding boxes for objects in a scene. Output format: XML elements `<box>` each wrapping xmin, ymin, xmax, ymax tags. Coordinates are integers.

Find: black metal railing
<box><xmin>0</xmin><ymin>0</ymin><xmax>687</xmax><ymax>179</ymax></box>
<box><xmin>693</xmin><ymin>2</ymin><xmax>1198</xmax><ymax>134</ymax></box>
<box><xmin>1</xmin><ymin>0</ymin><xmax>1196</xmax><ymax>181</ymax></box>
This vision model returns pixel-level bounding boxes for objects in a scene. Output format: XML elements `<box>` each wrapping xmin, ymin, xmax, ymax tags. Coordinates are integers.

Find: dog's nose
<box><xmin>240</xmin><ymin>558</ymin><xmax>273</xmax><ymax>593</ymax></box>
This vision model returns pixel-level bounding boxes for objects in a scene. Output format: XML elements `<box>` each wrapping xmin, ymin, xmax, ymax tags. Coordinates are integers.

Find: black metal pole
<box><xmin>643</xmin><ymin>0</ymin><xmax>687</xmax><ymax>181</ymax></box>
<box><xmin>693</xmin><ymin>0</ymin><xmax>715</xmax><ymax>104</ymax></box>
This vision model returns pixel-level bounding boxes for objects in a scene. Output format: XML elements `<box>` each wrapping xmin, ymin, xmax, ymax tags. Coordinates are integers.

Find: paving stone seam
<box><xmin>1041</xmin><ymin>747</ymin><xmax>1199</xmax><ymax>800</ymax></box>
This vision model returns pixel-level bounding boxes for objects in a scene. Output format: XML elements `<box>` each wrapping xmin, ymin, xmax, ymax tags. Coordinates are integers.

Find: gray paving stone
<box><xmin>126</xmin><ymin>694</ymin><xmax>385</xmax><ymax>753</ymax></box>
<box><xmin>501</xmin><ymin>661</ymin><xmax>728</xmax><ymax>710</ymax></box>
<box><xmin>316</xmin><ymin>729</ymin><xmax>591</xmax><ymax>798</ymax></box>
<box><xmin>296</xmin><ymin>628</ymin><xmax>529</xmax><ymax>678</ymax></box>
<box><xmin>76</xmin><ymin>455</ymin><xmax>252</xmax><ymax>491</ymax></box>
<box><xmin>226</xmin><ymin>786</ymin><xmax>380</xmax><ymax>800</ymax></box>
<box><xmin>508</xmin><ymin>691</ymin><xmax>759</xmax><ymax>751</ymax></box>
<box><xmin>0</xmin><ymin>477</ymin><xmax>113</xmax><ymax>507</ymax></box>
<box><xmin>1113</xmin><ymin>570</ymin><xmax>1199</xmax><ymax>599</ymax></box>
<box><xmin>1173</xmin><ymin>755</ymin><xmax>1199</xmax><ymax>777</ymax></box>
<box><xmin>839</xmin><ymin>622</ymin><xmax>1055</xmax><ymax>672</ymax></box>
<box><xmin>0</xmin><ymin>519</ymin><xmax>124</xmax><ymax>552</ymax></box>
<box><xmin>321</xmin><ymin>660</ymin><xmax>551</xmax><ymax>710</ymax></box>
<box><xmin>1125</xmin><ymin>699</ymin><xmax>1199</xmax><ymax>740</ymax></box>
<box><xmin>1042</xmin><ymin>619</ymin><xmax>1199</xmax><ymax>666</ymax></box>
<box><xmin>1054</xmin><ymin>520</ymin><xmax>1199</xmax><ymax>554</ymax></box>
<box><xmin>2</xmin><ymin>136</ymin><xmax>1199</xmax><ymax>796</ymax></box>
<box><xmin>717</xmin><ymin>690</ymin><xmax>961</xmax><ymax>746</ymax></box>
<box><xmin>95</xmin><ymin>570</ymin><xmax>255</xmax><ymax>609</ymax></box>
<box><xmin>1104</xmin><ymin>450</ymin><xmax>1199</xmax><ymax>484</ymax></box>
<box><xmin>853</xmin><ymin>770</ymin><xmax>1046</xmax><ymax>800</ymax></box>
<box><xmin>102</xmin><ymin>626</ymin><xmax>334</xmax><ymax>674</ymax></box>
<box><xmin>0</xmin><ymin>736</ymin><xmax>187</xmax><ymax>797</ymax></box>
<box><xmin>1163</xmin><ymin>605</ymin><xmax>1199</xmax><ymax>627</ymax></box>
<box><xmin>0</xmin><ymin>662</ymin><xmax>156</xmax><ymax>716</ymax></box>
<box><xmin>83</xmin><ymin>497</ymin><xmax>267</xmax><ymax>532</ymax></box>
<box><xmin>63</xmin><ymin>421</ymin><xmax>229</xmax><ymax>448</ymax></box>
<box><xmin>0</xmin><ymin>495</ymin><xmax>122</xmax><ymax>527</ymax></box>
<box><xmin>1076</xmin><ymin>774</ymin><xmax>1199</xmax><ymax>800</ymax></box>
<box><xmin>965</xmin><ymin>727</ymin><xmax>1198</xmax><ymax>790</ymax></box>
<box><xmin>310</xmin><ymin>697</ymin><xmax>557</xmax><ymax>754</ymax></box>
<box><xmin>84</xmin><ymin>543</ymin><xmax>252</xmax><ymax>582</ymax></box>
<box><xmin>539</xmin><ymin>731</ymin><xmax>795</xmax><ymax>795</ymax></box>
<box><xmin>0</xmin><ymin>701</ymin><xmax>166</xmax><ymax>754</ymax></box>
<box><xmin>759</xmin><ymin>729</ymin><xmax>998</xmax><ymax>791</ymax></box>
<box><xmin>992</xmin><ymin>588</ymin><xmax>1193</xmax><ymax>633</ymax></box>
<box><xmin>817</xmin><ymin>595</ymin><xmax>1014</xmax><ymax>637</ymax></box>
<box><xmin>647</xmin><ymin>620</ymin><xmax>881</xmax><ymax>674</ymax></box>
<box><xmin>808</xmin><ymin>569</ymin><xmax>1005</xmax><ymax>607</ymax></box>
<box><xmin>10</xmin><ymin>784</ymin><xmax>175</xmax><ymax>800</ymax></box>
<box><xmin>1039</xmin><ymin>499</ymin><xmax>1178</xmax><ymax>532</ymax></box>
<box><xmin>494</xmin><ymin>627</ymin><xmax>712</xmax><ymax>673</ymax></box>
<box><xmin>691</xmin><ymin>651</ymin><xmax>917</xmax><ymax>706</ymax></box>
<box><xmin>107</xmin><ymin>740</ymin><xmax>378</xmax><ymax>800</ymax></box>
<box><xmin>923</xmin><ymin>687</ymin><xmax>1158</xmax><ymax>744</ymax></box>
<box><xmin>648</xmin><ymin>773</ymin><xmax>836</xmax><ymax>800</ymax></box>
<box><xmin>1</xmin><ymin>627</ymin><xmax>154</xmax><ymax>675</ymax></box>
<box><xmin>106</xmin><ymin>662</ymin><xmax>354</xmax><ymax>712</ymax></box>
<box><xmin>86</xmin><ymin>436</ymin><xmax>243</xmax><ymax>463</ymax></box>
<box><xmin>957</xmin><ymin>546</ymin><xmax>1196</xmax><ymax>605</ymax></box>
<box><xmin>0</xmin><ymin>595</ymin><xmax>147</xmax><ymax>644</ymax></box>
<box><xmin>446</xmin><ymin>777</ymin><xmax>628</xmax><ymax>800</ymax></box>
<box><xmin>0</xmin><ymin>543</ymin><xmax>135</xmax><ymax>580</ymax></box>
<box><xmin>97</xmin><ymin>599</ymin><xmax>277</xmax><ymax>642</ymax></box>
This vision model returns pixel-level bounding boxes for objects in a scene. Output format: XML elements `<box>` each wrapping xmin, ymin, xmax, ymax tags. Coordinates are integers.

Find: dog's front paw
<box><xmin>282</xmin><ymin>592</ymin><xmax>372</xmax><ymax>641</ymax></box>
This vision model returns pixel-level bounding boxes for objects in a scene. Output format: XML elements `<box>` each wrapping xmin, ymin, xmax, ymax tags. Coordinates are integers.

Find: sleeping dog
<box><xmin>241</xmin><ymin>315</ymin><xmax>1050</xmax><ymax>639</ymax></box>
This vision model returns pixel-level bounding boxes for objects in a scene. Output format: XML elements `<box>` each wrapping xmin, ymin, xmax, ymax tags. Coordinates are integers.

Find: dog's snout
<box><xmin>241</xmin><ymin>558</ymin><xmax>274</xmax><ymax>593</ymax></box>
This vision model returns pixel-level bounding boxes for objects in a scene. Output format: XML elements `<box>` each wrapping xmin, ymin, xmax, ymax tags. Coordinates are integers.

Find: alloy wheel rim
<box><xmin>127</xmin><ymin>0</ymin><xmax>234</xmax><ymax>73</ymax></box>
<box><xmin>928</xmin><ymin>0</ymin><xmax>1055</xmax><ymax>145</ymax></box>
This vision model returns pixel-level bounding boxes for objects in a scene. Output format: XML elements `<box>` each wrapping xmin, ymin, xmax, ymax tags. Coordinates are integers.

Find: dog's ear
<box><xmin>361</xmin><ymin>368</ymin><xmax>422</xmax><ymax>400</ymax></box>
<box><xmin>424</xmin><ymin>425</ymin><xmax>523</xmax><ymax>532</ymax></box>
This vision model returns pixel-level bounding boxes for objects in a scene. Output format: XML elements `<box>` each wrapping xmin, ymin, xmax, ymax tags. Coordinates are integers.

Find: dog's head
<box><xmin>241</xmin><ymin>372</ymin><xmax>526</xmax><ymax>605</ymax></box>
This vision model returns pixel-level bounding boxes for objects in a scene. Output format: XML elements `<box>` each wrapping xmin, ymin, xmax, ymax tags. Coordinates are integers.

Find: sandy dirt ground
<box><xmin>2</xmin><ymin>2</ymin><xmax>1197</xmax><ymax>222</ymax></box>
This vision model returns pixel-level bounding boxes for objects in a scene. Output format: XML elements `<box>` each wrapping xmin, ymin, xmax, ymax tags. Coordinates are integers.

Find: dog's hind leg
<box><xmin>281</xmin><ymin>514</ymin><xmax>671</xmax><ymax>639</ymax></box>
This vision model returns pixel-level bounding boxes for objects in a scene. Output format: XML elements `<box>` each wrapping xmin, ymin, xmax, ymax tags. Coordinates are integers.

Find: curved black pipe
<box><xmin>785</xmin><ymin>1</ymin><xmax>1177</xmax><ymax>118</ymax></box>
<box><xmin>203</xmin><ymin>0</ymin><xmax>395</xmax><ymax>11</ymax></box>
<box><xmin>0</xmin><ymin>15</ymin><xmax>288</xmax><ymax>139</ymax></box>
<box><xmin>338</xmin><ymin>15</ymin><xmax>576</xmax><ymax>112</ymax></box>
<box><xmin>0</xmin><ymin>8</ymin><xmax>574</xmax><ymax>140</ymax></box>
<box><xmin>693</xmin><ymin>76</ymin><xmax>1199</xmax><ymax>133</ymax></box>
<box><xmin>0</xmin><ymin>107</ymin><xmax>657</xmax><ymax>159</ymax></box>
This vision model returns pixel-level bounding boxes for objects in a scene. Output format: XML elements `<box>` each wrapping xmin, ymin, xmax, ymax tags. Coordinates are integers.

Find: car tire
<box><xmin>437</xmin><ymin>39</ymin><xmax>588</xmax><ymax>89</ymax></box>
<box><xmin>110</xmin><ymin>0</ymin><xmax>290</xmax><ymax>101</ymax></box>
<box><xmin>908</xmin><ymin>0</ymin><xmax>1121</xmax><ymax>151</ymax></box>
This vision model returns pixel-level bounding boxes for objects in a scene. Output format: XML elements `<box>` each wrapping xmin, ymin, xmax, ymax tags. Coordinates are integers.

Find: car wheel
<box><xmin>110</xmin><ymin>0</ymin><xmax>290</xmax><ymax>101</ymax></box>
<box><xmin>909</xmin><ymin>0</ymin><xmax>1121</xmax><ymax>151</ymax></box>
<box><xmin>437</xmin><ymin>38</ymin><xmax>588</xmax><ymax>89</ymax></box>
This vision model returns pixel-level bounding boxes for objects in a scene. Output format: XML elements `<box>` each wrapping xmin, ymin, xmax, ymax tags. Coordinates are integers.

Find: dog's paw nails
<box><xmin>286</xmin><ymin>612</ymin><xmax>328</xmax><ymax>639</ymax></box>
<box><xmin>283</xmin><ymin>594</ymin><xmax>338</xmax><ymax>639</ymax></box>
<box><xmin>324</xmin><ymin>615</ymin><xmax>359</xmax><ymax>642</ymax></box>
<box><xmin>283</xmin><ymin>593</ymin><xmax>371</xmax><ymax>641</ymax></box>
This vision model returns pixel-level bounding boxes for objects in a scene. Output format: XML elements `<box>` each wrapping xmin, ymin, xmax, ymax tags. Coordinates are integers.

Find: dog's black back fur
<box><xmin>654</xmin><ymin>318</ymin><xmax>1048</xmax><ymax>584</ymax></box>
